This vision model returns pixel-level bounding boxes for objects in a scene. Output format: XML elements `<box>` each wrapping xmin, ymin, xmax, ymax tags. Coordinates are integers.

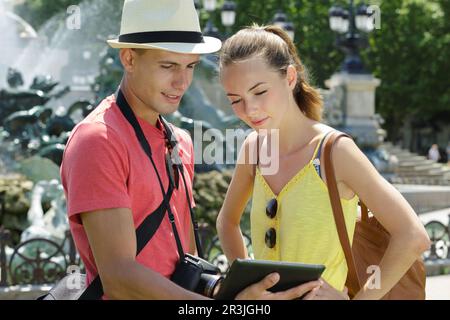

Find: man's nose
<box><xmin>173</xmin><ymin>71</ymin><xmax>190</xmax><ymax>91</ymax></box>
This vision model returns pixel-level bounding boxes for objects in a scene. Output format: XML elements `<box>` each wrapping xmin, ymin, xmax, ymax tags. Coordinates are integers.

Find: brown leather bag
<box><xmin>323</xmin><ymin>131</ymin><xmax>426</xmax><ymax>300</ymax></box>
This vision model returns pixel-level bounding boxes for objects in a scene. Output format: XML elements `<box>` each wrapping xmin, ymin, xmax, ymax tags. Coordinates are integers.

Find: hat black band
<box><xmin>119</xmin><ymin>31</ymin><xmax>204</xmax><ymax>44</ymax></box>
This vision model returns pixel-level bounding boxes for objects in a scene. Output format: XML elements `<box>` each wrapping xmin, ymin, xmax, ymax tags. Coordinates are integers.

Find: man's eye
<box><xmin>188</xmin><ymin>64</ymin><xmax>196</xmax><ymax>69</ymax></box>
<box><xmin>255</xmin><ymin>90</ymin><xmax>267</xmax><ymax>96</ymax></box>
<box><xmin>161</xmin><ymin>65</ymin><xmax>173</xmax><ymax>69</ymax></box>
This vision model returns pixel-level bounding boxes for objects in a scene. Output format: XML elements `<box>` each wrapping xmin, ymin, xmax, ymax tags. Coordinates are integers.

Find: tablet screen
<box><xmin>215</xmin><ymin>259</ymin><xmax>325</xmax><ymax>300</ymax></box>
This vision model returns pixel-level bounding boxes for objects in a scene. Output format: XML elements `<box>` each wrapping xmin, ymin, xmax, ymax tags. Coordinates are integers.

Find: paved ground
<box><xmin>426</xmin><ymin>274</ymin><xmax>450</xmax><ymax>300</ymax></box>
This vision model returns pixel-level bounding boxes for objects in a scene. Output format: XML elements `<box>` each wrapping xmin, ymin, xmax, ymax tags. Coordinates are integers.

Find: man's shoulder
<box><xmin>66</xmin><ymin>95</ymin><xmax>127</xmax><ymax>146</ymax></box>
<box><xmin>81</xmin><ymin>94</ymin><xmax>123</xmax><ymax>124</ymax></box>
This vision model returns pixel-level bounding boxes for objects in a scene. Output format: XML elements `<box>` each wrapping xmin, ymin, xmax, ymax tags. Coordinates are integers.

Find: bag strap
<box><xmin>323</xmin><ymin>131</ymin><xmax>362</xmax><ymax>293</ymax></box>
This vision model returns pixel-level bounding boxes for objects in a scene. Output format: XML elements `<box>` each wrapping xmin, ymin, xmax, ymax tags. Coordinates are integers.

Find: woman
<box><xmin>216</xmin><ymin>25</ymin><xmax>430</xmax><ymax>300</ymax></box>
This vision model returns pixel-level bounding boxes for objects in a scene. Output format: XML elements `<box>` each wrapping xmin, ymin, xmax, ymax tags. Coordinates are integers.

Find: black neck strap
<box><xmin>159</xmin><ymin>116</ymin><xmax>204</xmax><ymax>259</ymax></box>
<box><xmin>115</xmin><ymin>89</ymin><xmax>204</xmax><ymax>259</ymax></box>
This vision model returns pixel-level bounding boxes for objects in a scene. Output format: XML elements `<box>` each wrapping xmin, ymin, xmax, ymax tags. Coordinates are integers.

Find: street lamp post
<box><xmin>196</xmin><ymin>0</ymin><xmax>237</xmax><ymax>40</ymax></box>
<box><xmin>221</xmin><ymin>1</ymin><xmax>237</xmax><ymax>38</ymax></box>
<box><xmin>272</xmin><ymin>10</ymin><xmax>295</xmax><ymax>41</ymax></box>
<box><xmin>329</xmin><ymin>0</ymin><xmax>375</xmax><ymax>74</ymax></box>
<box><xmin>197</xmin><ymin>2</ymin><xmax>294</xmax><ymax>42</ymax></box>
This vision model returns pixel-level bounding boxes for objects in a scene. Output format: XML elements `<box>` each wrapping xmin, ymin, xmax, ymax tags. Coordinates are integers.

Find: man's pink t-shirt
<box><xmin>60</xmin><ymin>94</ymin><xmax>195</xmax><ymax>287</ymax></box>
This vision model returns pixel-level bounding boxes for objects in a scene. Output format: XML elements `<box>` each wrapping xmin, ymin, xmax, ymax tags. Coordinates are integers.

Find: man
<box><xmin>61</xmin><ymin>0</ymin><xmax>320</xmax><ymax>299</ymax></box>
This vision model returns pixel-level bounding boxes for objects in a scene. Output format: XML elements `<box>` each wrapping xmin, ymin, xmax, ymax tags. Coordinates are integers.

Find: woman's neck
<box><xmin>276</xmin><ymin>100</ymin><xmax>322</xmax><ymax>156</ymax></box>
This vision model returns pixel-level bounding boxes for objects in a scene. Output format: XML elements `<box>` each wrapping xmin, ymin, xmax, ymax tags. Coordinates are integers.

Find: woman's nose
<box><xmin>245</xmin><ymin>102</ymin><xmax>259</xmax><ymax>117</ymax></box>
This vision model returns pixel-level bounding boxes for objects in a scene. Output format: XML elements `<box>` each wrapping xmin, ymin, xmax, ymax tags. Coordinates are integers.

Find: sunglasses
<box><xmin>265</xmin><ymin>198</ymin><xmax>278</xmax><ymax>248</ymax></box>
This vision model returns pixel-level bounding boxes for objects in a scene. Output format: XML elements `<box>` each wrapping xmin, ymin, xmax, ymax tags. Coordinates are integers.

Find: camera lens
<box><xmin>197</xmin><ymin>273</ymin><xmax>223</xmax><ymax>298</ymax></box>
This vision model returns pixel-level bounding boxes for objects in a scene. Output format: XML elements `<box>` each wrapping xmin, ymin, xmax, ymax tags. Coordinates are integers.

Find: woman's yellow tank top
<box><xmin>250</xmin><ymin>133</ymin><xmax>359</xmax><ymax>290</ymax></box>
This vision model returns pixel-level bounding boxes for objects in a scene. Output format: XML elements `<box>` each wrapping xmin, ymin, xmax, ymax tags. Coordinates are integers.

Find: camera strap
<box><xmin>115</xmin><ymin>88</ymin><xmax>186</xmax><ymax>259</ymax></box>
<box><xmin>77</xmin><ymin>90</ymin><xmax>177</xmax><ymax>300</ymax></box>
<box><xmin>159</xmin><ymin>116</ymin><xmax>205</xmax><ymax>259</ymax></box>
<box><xmin>115</xmin><ymin>88</ymin><xmax>204</xmax><ymax>260</ymax></box>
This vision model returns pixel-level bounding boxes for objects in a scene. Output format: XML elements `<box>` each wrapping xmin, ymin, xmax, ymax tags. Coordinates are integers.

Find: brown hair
<box><xmin>131</xmin><ymin>48</ymin><xmax>146</xmax><ymax>55</ymax></box>
<box><xmin>219</xmin><ymin>24</ymin><xmax>323</xmax><ymax>121</ymax></box>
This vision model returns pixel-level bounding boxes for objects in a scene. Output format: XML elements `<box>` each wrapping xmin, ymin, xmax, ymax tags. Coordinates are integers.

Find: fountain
<box><xmin>20</xmin><ymin>179</ymin><xmax>67</xmax><ymax>243</ymax></box>
<box><xmin>8</xmin><ymin>0</ymin><xmax>122</xmax><ymax>110</ymax></box>
<box><xmin>0</xmin><ymin>0</ymin><xmax>37</xmax><ymax>88</ymax></box>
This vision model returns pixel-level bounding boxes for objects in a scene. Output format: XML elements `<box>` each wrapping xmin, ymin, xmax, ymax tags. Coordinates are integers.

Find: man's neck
<box><xmin>119</xmin><ymin>78</ymin><xmax>159</xmax><ymax>126</ymax></box>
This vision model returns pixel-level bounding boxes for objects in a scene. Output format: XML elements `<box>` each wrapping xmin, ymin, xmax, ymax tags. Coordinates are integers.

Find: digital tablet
<box><xmin>215</xmin><ymin>259</ymin><xmax>325</xmax><ymax>300</ymax></box>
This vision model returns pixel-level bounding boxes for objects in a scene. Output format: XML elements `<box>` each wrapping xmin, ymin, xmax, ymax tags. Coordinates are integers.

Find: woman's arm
<box><xmin>333</xmin><ymin>137</ymin><xmax>431</xmax><ymax>300</ymax></box>
<box><xmin>216</xmin><ymin>132</ymin><xmax>258</xmax><ymax>264</ymax></box>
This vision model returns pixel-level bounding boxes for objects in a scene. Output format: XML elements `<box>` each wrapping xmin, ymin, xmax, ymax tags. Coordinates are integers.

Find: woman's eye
<box><xmin>255</xmin><ymin>90</ymin><xmax>267</xmax><ymax>96</ymax></box>
<box><xmin>230</xmin><ymin>99</ymin><xmax>241</xmax><ymax>105</ymax></box>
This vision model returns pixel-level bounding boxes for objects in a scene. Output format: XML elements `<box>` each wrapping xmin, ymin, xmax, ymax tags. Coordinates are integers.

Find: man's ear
<box><xmin>119</xmin><ymin>48</ymin><xmax>136</xmax><ymax>73</ymax></box>
<box><xmin>286</xmin><ymin>65</ymin><xmax>297</xmax><ymax>90</ymax></box>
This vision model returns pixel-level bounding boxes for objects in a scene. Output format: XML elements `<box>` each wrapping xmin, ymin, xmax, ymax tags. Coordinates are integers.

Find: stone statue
<box><xmin>7</xmin><ymin>67</ymin><xmax>24</xmax><ymax>89</ymax></box>
<box><xmin>0</xmin><ymin>68</ymin><xmax>70</xmax><ymax>123</ymax></box>
<box><xmin>2</xmin><ymin>99</ymin><xmax>93</xmax><ymax>166</ymax></box>
<box><xmin>20</xmin><ymin>179</ymin><xmax>68</xmax><ymax>243</ymax></box>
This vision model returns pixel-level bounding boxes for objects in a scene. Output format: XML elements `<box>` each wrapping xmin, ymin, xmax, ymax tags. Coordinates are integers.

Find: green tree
<box><xmin>364</xmin><ymin>0</ymin><xmax>450</xmax><ymax>141</ymax></box>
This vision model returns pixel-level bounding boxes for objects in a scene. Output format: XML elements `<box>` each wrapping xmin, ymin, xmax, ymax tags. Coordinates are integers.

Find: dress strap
<box><xmin>312</xmin><ymin>131</ymin><xmax>334</xmax><ymax>179</ymax></box>
<box><xmin>253</xmin><ymin>134</ymin><xmax>260</xmax><ymax>178</ymax></box>
<box><xmin>315</xmin><ymin>131</ymin><xmax>334</xmax><ymax>161</ymax></box>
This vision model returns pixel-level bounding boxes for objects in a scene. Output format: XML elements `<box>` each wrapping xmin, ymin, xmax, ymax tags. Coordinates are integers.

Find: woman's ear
<box><xmin>119</xmin><ymin>48</ymin><xmax>136</xmax><ymax>73</ymax></box>
<box><xmin>286</xmin><ymin>65</ymin><xmax>297</xmax><ymax>90</ymax></box>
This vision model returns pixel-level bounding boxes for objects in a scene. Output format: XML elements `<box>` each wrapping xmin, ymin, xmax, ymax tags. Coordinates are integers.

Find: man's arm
<box><xmin>81</xmin><ymin>208</ymin><xmax>208</xmax><ymax>300</ymax></box>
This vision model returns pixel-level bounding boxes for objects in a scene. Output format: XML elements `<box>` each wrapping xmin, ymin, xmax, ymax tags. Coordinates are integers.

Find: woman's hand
<box><xmin>303</xmin><ymin>278</ymin><xmax>350</xmax><ymax>300</ymax></box>
<box><xmin>235</xmin><ymin>273</ymin><xmax>322</xmax><ymax>300</ymax></box>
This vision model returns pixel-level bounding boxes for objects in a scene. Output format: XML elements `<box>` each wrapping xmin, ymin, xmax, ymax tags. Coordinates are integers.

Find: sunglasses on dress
<box><xmin>265</xmin><ymin>198</ymin><xmax>278</xmax><ymax>248</ymax></box>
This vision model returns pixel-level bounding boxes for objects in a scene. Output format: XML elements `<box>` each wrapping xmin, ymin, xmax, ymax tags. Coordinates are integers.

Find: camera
<box><xmin>171</xmin><ymin>253</ymin><xmax>224</xmax><ymax>298</ymax></box>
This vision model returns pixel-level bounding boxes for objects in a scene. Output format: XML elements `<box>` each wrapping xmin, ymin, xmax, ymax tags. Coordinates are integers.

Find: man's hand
<box><xmin>235</xmin><ymin>273</ymin><xmax>322</xmax><ymax>300</ymax></box>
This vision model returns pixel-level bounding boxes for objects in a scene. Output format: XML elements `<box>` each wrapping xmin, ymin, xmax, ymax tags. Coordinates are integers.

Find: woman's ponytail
<box><xmin>262</xmin><ymin>25</ymin><xmax>323</xmax><ymax>121</ymax></box>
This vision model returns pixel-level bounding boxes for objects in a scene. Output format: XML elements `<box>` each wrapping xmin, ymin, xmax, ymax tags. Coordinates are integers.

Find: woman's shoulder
<box><xmin>314</xmin><ymin>125</ymin><xmax>361</xmax><ymax>170</ymax></box>
<box><xmin>234</xmin><ymin>131</ymin><xmax>259</xmax><ymax>179</ymax></box>
<box><xmin>319</xmin><ymin>126</ymin><xmax>358</xmax><ymax>159</ymax></box>
<box><xmin>327</xmin><ymin>131</ymin><xmax>368</xmax><ymax>185</ymax></box>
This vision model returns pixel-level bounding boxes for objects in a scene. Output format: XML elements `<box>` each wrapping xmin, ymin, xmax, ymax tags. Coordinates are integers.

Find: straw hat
<box><xmin>107</xmin><ymin>0</ymin><xmax>222</xmax><ymax>54</ymax></box>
